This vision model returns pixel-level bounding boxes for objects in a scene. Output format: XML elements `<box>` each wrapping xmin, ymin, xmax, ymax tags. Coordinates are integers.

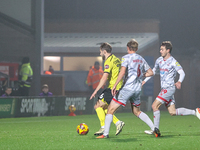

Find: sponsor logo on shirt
<box><xmin>176</xmin><ymin>62</ymin><xmax>180</xmax><ymax>66</ymax></box>
<box><xmin>105</xmin><ymin>65</ymin><xmax>109</xmax><ymax>69</ymax></box>
<box><xmin>160</xmin><ymin>68</ymin><xmax>168</xmax><ymax>74</ymax></box>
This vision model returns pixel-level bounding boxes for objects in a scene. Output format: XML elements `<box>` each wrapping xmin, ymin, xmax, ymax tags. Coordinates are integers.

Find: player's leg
<box><xmin>104</xmin><ymin>108</ymin><xmax>125</xmax><ymax>135</ymax></box>
<box><xmin>94</xmin><ymin>100</ymin><xmax>106</xmax><ymax>135</ymax></box>
<box><xmin>167</xmin><ymin>104</ymin><xmax>196</xmax><ymax>116</ymax></box>
<box><xmin>132</xmin><ymin>104</ymin><xmax>160</xmax><ymax>137</ymax></box>
<box><xmin>132</xmin><ymin>105</ymin><xmax>155</xmax><ymax>130</ymax></box>
<box><xmin>97</xmin><ymin>100</ymin><xmax>121</xmax><ymax>138</ymax></box>
<box><xmin>165</xmin><ymin>94</ymin><xmax>198</xmax><ymax>118</ymax></box>
<box><xmin>99</xmin><ymin>97</ymin><xmax>122</xmax><ymax>128</ymax></box>
<box><xmin>144</xmin><ymin>99</ymin><xmax>162</xmax><ymax>135</ymax></box>
<box><xmin>103</xmin><ymin>88</ymin><xmax>125</xmax><ymax>135</ymax></box>
<box><xmin>152</xmin><ymin>99</ymin><xmax>162</xmax><ymax>129</ymax></box>
<box><xmin>152</xmin><ymin>88</ymin><xmax>174</xmax><ymax>131</ymax></box>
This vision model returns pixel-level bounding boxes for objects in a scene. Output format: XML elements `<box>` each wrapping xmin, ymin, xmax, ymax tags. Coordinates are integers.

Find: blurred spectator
<box><xmin>86</xmin><ymin>61</ymin><xmax>104</xmax><ymax>94</ymax></box>
<box><xmin>44</xmin><ymin>70</ymin><xmax>52</xmax><ymax>75</ymax></box>
<box><xmin>45</xmin><ymin>65</ymin><xmax>54</xmax><ymax>75</ymax></box>
<box><xmin>18</xmin><ymin>57</ymin><xmax>33</xmax><ymax>96</ymax></box>
<box><xmin>39</xmin><ymin>84</ymin><xmax>53</xmax><ymax>96</ymax></box>
<box><xmin>49</xmin><ymin>65</ymin><xmax>54</xmax><ymax>74</ymax></box>
<box><xmin>1</xmin><ymin>87</ymin><xmax>12</xmax><ymax>97</ymax></box>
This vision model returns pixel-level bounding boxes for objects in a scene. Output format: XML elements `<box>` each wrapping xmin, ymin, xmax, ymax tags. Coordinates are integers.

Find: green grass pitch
<box><xmin>0</xmin><ymin>111</ymin><xmax>200</xmax><ymax>150</ymax></box>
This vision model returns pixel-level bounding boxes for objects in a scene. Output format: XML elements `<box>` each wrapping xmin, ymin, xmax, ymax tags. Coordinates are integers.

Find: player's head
<box><xmin>160</xmin><ymin>41</ymin><xmax>172</xmax><ymax>58</ymax></box>
<box><xmin>100</xmin><ymin>42</ymin><xmax>112</xmax><ymax>60</ymax></box>
<box><xmin>127</xmin><ymin>39</ymin><xmax>138</xmax><ymax>52</ymax></box>
<box><xmin>161</xmin><ymin>41</ymin><xmax>172</xmax><ymax>53</ymax></box>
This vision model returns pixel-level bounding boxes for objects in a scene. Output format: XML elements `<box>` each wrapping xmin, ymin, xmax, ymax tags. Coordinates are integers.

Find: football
<box><xmin>77</xmin><ymin>123</ymin><xmax>89</xmax><ymax>135</ymax></box>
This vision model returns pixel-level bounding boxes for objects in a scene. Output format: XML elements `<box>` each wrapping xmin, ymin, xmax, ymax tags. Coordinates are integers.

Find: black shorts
<box><xmin>98</xmin><ymin>88</ymin><xmax>113</xmax><ymax>105</ymax></box>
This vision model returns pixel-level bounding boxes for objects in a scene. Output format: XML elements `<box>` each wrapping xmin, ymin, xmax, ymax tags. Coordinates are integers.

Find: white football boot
<box><xmin>94</xmin><ymin>128</ymin><xmax>104</xmax><ymax>136</ymax></box>
<box><xmin>144</xmin><ymin>130</ymin><xmax>153</xmax><ymax>135</ymax></box>
<box><xmin>115</xmin><ymin>121</ymin><xmax>125</xmax><ymax>135</ymax></box>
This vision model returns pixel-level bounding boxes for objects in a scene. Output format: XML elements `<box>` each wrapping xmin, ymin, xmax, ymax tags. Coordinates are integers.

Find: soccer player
<box><xmin>96</xmin><ymin>39</ymin><xmax>160</xmax><ymax>138</ymax></box>
<box><xmin>90</xmin><ymin>42</ymin><xmax>125</xmax><ymax>136</ymax></box>
<box><xmin>142</xmin><ymin>41</ymin><xmax>200</xmax><ymax>136</ymax></box>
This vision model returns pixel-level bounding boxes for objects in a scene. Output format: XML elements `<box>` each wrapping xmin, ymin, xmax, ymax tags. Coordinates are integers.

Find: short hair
<box><xmin>100</xmin><ymin>43</ymin><xmax>112</xmax><ymax>53</ymax></box>
<box><xmin>161</xmin><ymin>41</ymin><xmax>172</xmax><ymax>53</ymax></box>
<box><xmin>42</xmin><ymin>84</ymin><xmax>48</xmax><ymax>89</ymax></box>
<box><xmin>127</xmin><ymin>39</ymin><xmax>138</xmax><ymax>51</ymax></box>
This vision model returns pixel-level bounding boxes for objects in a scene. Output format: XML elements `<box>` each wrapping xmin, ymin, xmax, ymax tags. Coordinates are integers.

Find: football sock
<box><xmin>113</xmin><ymin>115</ymin><xmax>120</xmax><ymax>126</ymax></box>
<box><xmin>138</xmin><ymin>111</ymin><xmax>155</xmax><ymax>131</ymax></box>
<box><xmin>103</xmin><ymin>114</ymin><xmax>113</xmax><ymax>136</ymax></box>
<box><xmin>95</xmin><ymin>107</ymin><xmax>106</xmax><ymax>127</ymax></box>
<box><xmin>153</xmin><ymin>110</ymin><xmax>160</xmax><ymax>129</ymax></box>
<box><xmin>104</xmin><ymin>109</ymin><xmax>120</xmax><ymax>125</ymax></box>
<box><xmin>176</xmin><ymin>108</ymin><xmax>195</xmax><ymax>116</ymax></box>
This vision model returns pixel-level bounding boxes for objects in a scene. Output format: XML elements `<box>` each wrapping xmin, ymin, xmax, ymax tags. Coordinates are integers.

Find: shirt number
<box><xmin>137</xmin><ymin>64</ymin><xmax>141</xmax><ymax>77</ymax></box>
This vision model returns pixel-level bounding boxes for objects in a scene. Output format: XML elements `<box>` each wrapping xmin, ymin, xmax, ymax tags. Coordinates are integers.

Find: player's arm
<box><xmin>175</xmin><ymin>69</ymin><xmax>185</xmax><ymax>89</ymax></box>
<box><xmin>111</xmin><ymin>66</ymin><xmax>126</xmax><ymax>96</ymax></box>
<box><xmin>142</xmin><ymin>58</ymin><xmax>160</xmax><ymax>86</ymax></box>
<box><xmin>144</xmin><ymin>68</ymin><xmax>154</xmax><ymax>77</ymax></box>
<box><xmin>142</xmin><ymin>67</ymin><xmax>156</xmax><ymax>86</ymax></box>
<box><xmin>89</xmin><ymin>72</ymin><xmax>109</xmax><ymax>100</ymax></box>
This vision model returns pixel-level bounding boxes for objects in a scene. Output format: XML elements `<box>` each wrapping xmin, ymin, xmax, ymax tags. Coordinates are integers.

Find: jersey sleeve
<box><xmin>104</xmin><ymin>59</ymin><xmax>113</xmax><ymax>74</ymax></box>
<box><xmin>143</xmin><ymin>59</ymin><xmax>150</xmax><ymax>72</ymax></box>
<box><xmin>173</xmin><ymin>60</ymin><xmax>183</xmax><ymax>71</ymax></box>
<box><xmin>154</xmin><ymin>58</ymin><xmax>160</xmax><ymax>70</ymax></box>
<box><xmin>121</xmin><ymin>56</ymin><xmax>128</xmax><ymax>68</ymax></box>
<box><xmin>152</xmin><ymin>57</ymin><xmax>160</xmax><ymax>74</ymax></box>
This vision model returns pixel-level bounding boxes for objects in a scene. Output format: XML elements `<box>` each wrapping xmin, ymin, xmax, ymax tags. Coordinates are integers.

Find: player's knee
<box><xmin>94</xmin><ymin>104</ymin><xmax>98</xmax><ymax>110</ymax></box>
<box><xmin>133</xmin><ymin>111</ymin><xmax>140</xmax><ymax>116</ymax></box>
<box><xmin>132</xmin><ymin>107</ymin><xmax>140</xmax><ymax>116</ymax></box>
<box><xmin>152</xmin><ymin>104</ymin><xmax>157</xmax><ymax>111</ymax></box>
<box><xmin>152</xmin><ymin>102</ymin><xmax>161</xmax><ymax>111</ymax></box>
<box><xmin>107</xmin><ymin>107</ymin><xmax>115</xmax><ymax>114</ymax></box>
<box><xmin>102</xmin><ymin>104</ymin><xmax>108</xmax><ymax>110</ymax></box>
<box><xmin>94</xmin><ymin>103</ymin><xmax>101</xmax><ymax>110</ymax></box>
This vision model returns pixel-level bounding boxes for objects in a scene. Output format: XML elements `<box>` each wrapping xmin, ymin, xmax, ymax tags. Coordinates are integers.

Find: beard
<box><xmin>102</xmin><ymin>55</ymin><xmax>105</xmax><ymax>60</ymax></box>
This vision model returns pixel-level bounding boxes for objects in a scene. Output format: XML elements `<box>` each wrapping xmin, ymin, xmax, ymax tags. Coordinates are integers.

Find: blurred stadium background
<box><xmin>0</xmin><ymin>0</ymin><xmax>200</xmax><ymax>118</ymax></box>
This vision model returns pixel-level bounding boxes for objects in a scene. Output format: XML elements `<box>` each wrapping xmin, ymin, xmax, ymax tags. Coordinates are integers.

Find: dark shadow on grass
<box><xmin>89</xmin><ymin>136</ymin><xmax>138</xmax><ymax>143</ymax></box>
<box><xmin>155</xmin><ymin>135</ymin><xmax>174</xmax><ymax>138</ymax></box>
<box><xmin>111</xmin><ymin>138</ymin><xmax>138</xmax><ymax>143</ymax></box>
<box><xmin>153</xmin><ymin>132</ymin><xmax>200</xmax><ymax>138</ymax></box>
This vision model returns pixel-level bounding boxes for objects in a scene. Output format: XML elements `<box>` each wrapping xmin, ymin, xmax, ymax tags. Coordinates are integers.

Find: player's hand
<box><xmin>111</xmin><ymin>86</ymin><xmax>117</xmax><ymax>96</ymax></box>
<box><xmin>175</xmin><ymin>81</ymin><xmax>181</xmax><ymax>89</ymax></box>
<box><xmin>89</xmin><ymin>91</ymin><xmax>97</xmax><ymax>100</ymax></box>
<box><xmin>142</xmin><ymin>81</ymin><xmax>146</xmax><ymax>87</ymax></box>
<box><xmin>143</xmin><ymin>72</ymin><xmax>146</xmax><ymax>77</ymax></box>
